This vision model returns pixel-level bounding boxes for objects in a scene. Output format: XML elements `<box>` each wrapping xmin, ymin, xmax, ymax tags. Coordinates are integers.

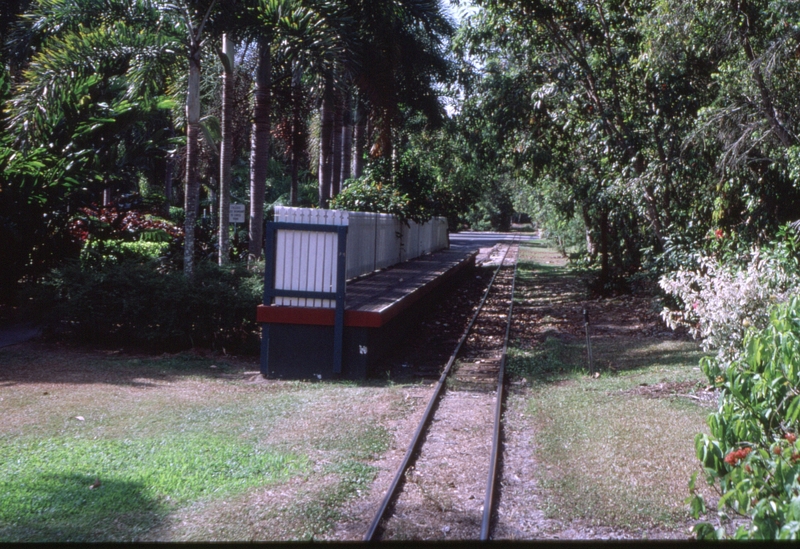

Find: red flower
<box><xmin>786</xmin><ymin>433</ymin><xmax>797</xmax><ymax>444</ymax></box>
<box><xmin>724</xmin><ymin>447</ymin><xmax>752</xmax><ymax>466</ymax></box>
<box><xmin>715</xmin><ymin>229</ymin><xmax>724</xmax><ymax>239</ymax></box>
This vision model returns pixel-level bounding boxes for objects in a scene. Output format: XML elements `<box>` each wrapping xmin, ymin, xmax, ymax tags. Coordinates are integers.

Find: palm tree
<box><xmin>340</xmin><ymin>88</ymin><xmax>353</xmax><ymax>183</ymax></box>
<box><xmin>289</xmin><ymin>59</ymin><xmax>306</xmax><ymax>206</ymax></box>
<box><xmin>4</xmin><ymin>0</ymin><xmax>188</xmax><ymax>297</ymax></box>
<box><xmin>351</xmin><ymin>92</ymin><xmax>366</xmax><ymax>177</ymax></box>
<box><xmin>10</xmin><ymin>0</ymin><xmax>244</xmax><ymax>276</ymax></box>
<box><xmin>249</xmin><ymin>0</ymin><xmax>341</xmax><ymax>231</ymax></box>
<box><xmin>217</xmin><ymin>33</ymin><xmax>234</xmax><ymax>265</ymax></box>
<box><xmin>313</xmin><ymin>0</ymin><xmax>455</xmax><ymax>205</ymax></box>
<box><xmin>168</xmin><ymin>0</ymin><xmax>219</xmax><ymax>277</ymax></box>
<box><xmin>9</xmin><ymin>0</ymin><xmax>184</xmax><ymax>203</ymax></box>
<box><xmin>248</xmin><ymin>34</ymin><xmax>270</xmax><ymax>261</ymax></box>
<box><xmin>317</xmin><ymin>70</ymin><xmax>334</xmax><ymax>207</ymax></box>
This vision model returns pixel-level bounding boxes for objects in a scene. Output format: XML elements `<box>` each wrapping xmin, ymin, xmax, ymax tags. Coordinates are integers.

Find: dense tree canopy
<box><xmin>1</xmin><ymin>0</ymin><xmax>459</xmax><ymax>298</ymax></box>
<box><xmin>447</xmin><ymin>0</ymin><xmax>800</xmax><ymax>289</ymax></box>
<box><xmin>3</xmin><ymin>0</ymin><xmax>800</xmax><ymax>300</ymax></box>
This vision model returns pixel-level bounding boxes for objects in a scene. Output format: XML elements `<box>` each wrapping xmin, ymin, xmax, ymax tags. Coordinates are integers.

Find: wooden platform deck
<box><xmin>257</xmin><ymin>248</ymin><xmax>476</xmax><ymax>328</ymax></box>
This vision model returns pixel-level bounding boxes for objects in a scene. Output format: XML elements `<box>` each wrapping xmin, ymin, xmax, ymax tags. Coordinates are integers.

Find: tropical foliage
<box><xmin>1</xmin><ymin>0</ymin><xmax>457</xmax><ymax>296</ymax></box>
<box><xmin>690</xmin><ymin>297</ymin><xmax>800</xmax><ymax>539</ymax></box>
<box><xmin>4</xmin><ymin>0</ymin><xmax>800</xmax><ymax>539</ymax></box>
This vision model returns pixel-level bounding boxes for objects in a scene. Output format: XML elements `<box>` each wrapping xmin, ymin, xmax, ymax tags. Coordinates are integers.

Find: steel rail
<box><xmin>363</xmin><ymin>242</ymin><xmax>516</xmax><ymax>541</ymax></box>
<box><xmin>480</xmin><ymin>243</ymin><xmax>519</xmax><ymax>540</ymax></box>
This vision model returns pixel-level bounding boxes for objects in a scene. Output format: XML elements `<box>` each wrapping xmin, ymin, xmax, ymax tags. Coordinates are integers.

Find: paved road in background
<box><xmin>449</xmin><ymin>231</ymin><xmax>538</xmax><ymax>254</ymax></box>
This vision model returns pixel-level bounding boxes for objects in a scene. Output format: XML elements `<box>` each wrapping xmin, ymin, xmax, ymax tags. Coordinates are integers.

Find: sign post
<box><xmin>229</xmin><ymin>203</ymin><xmax>246</xmax><ymax>224</ymax></box>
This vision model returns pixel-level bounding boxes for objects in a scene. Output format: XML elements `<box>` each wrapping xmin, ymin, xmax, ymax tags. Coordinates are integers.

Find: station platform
<box><xmin>258</xmin><ymin>249</ymin><xmax>476</xmax><ymax>380</ymax></box>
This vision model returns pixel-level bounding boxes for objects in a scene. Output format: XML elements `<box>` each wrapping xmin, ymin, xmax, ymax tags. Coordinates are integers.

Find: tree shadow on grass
<box><xmin>0</xmin><ymin>473</ymin><xmax>168</xmax><ymax>542</ymax></box>
<box><xmin>508</xmin><ymin>335</ymin><xmax>704</xmax><ymax>383</ymax></box>
<box><xmin>0</xmin><ymin>342</ymin><xmax>258</xmax><ymax>387</ymax></box>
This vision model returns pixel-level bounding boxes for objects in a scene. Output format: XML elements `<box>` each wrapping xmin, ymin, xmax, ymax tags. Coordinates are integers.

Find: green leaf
<box><xmin>693</xmin><ymin>522</ymin><xmax>722</xmax><ymax>540</ymax></box>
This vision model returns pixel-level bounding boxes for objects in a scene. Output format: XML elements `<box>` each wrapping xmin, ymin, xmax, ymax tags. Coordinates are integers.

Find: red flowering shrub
<box><xmin>691</xmin><ymin>298</ymin><xmax>800</xmax><ymax>540</ymax></box>
<box><xmin>69</xmin><ymin>205</ymin><xmax>182</xmax><ymax>243</ymax></box>
<box><xmin>66</xmin><ymin>205</ymin><xmax>183</xmax><ymax>268</ymax></box>
<box><xmin>723</xmin><ymin>447</ymin><xmax>752</xmax><ymax>466</ymax></box>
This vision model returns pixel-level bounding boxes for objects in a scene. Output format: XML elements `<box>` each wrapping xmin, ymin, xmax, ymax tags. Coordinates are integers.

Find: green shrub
<box><xmin>691</xmin><ymin>296</ymin><xmax>800</xmax><ymax>539</ymax></box>
<box><xmin>34</xmin><ymin>260</ymin><xmax>263</xmax><ymax>353</ymax></box>
<box><xmin>331</xmin><ymin>174</ymin><xmax>416</xmax><ymax>220</ymax></box>
<box><xmin>80</xmin><ymin>238</ymin><xmax>172</xmax><ymax>269</ymax></box>
<box><xmin>660</xmin><ymin>227</ymin><xmax>800</xmax><ymax>362</ymax></box>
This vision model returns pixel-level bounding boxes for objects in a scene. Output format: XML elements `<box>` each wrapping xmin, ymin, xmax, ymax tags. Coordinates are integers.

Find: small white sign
<box><xmin>229</xmin><ymin>203</ymin><xmax>246</xmax><ymax>223</ymax></box>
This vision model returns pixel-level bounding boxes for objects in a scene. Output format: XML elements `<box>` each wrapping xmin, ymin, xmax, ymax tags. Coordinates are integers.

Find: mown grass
<box><xmin>511</xmin><ymin>339</ymin><xmax>709</xmax><ymax>530</ymax></box>
<box><xmin>1</xmin><ymin>435</ymin><xmax>303</xmax><ymax>542</ymax></box>
<box><xmin>507</xmin><ymin>242</ymin><xmax>713</xmax><ymax>534</ymax></box>
<box><xmin>0</xmin><ymin>347</ymin><xmax>400</xmax><ymax>541</ymax></box>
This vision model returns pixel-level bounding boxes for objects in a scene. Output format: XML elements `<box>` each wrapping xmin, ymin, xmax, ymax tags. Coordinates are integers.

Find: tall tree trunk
<box><xmin>341</xmin><ymin>90</ymin><xmax>353</xmax><ymax>185</ymax></box>
<box><xmin>352</xmin><ymin>95</ymin><xmax>366</xmax><ymax>178</ymax></box>
<box><xmin>376</xmin><ymin>107</ymin><xmax>393</xmax><ymax>160</ymax></box>
<box><xmin>248</xmin><ymin>38</ymin><xmax>271</xmax><ymax>261</ymax></box>
<box><xmin>290</xmin><ymin>62</ymin><xmax>303</xmax><ymax>207</ymax></box>
<box><xmin>184</xmin><ymin>41</ymin><xmax>202</xmax><ymax>277</ymax></box>
<box><xmin>164</xmin><ymin>122</ymin><xmax>175</xmax><ymax>206</ymax></box>
<box><xmin>642</xmin><ymin>182</ymin><xmax>664</xmax><ymax>249</ymax></box>
<box><xmin>207</xmin><ymin>185</ymin><xmax>216</xmax><ymax>222</ymax></box>
<box><xmin>581</xmin><ymin>203</ymin><xmax>597</xmax><ymax>260</ymax></box>
<box><xmin>330</xmin><ymin>89</ymin><xmax>344</xmax><ymax>198</ymax></box>
<box><xmin>318</xmin><ymin>72</ymin><xmax>334</xmax><ymax>208</ymax></box>
<box><xmin>218</xmin><ymin>34</ymin><xmax>234</xmax><ymax>265</ymax></box>
<box><xmin>599</xmin><ymin>208</ymin><xmax>610</xmax><ymax>293</ymax></box>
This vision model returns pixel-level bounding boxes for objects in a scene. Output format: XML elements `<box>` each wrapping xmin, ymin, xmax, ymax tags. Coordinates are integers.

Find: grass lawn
<box><xmin>504</xmin><ymin>242</ymin><xmax>716</xmax><ymax>535</ymax></box>
<box><xmin>0</xmin><ymin>346</ymin><xmax>414</xmax><ymax>541</ymax></box>
<box><xmin>1</xmin><ymin>241</ymin><xmax>718</xmax><ymax>540</ymax></box>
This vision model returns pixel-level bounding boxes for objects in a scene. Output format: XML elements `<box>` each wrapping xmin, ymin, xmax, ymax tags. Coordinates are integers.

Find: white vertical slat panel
<box><xmin>399</xmin><ymin>220</ymin><xmax>408</xmax><ymax>263</ymax></box>
<box><xmin>309</xmin><ymin>209</ymin><xmax>323</xmax><ymax>308</ymax></box>
<box><xmin>326</xmin><ymin>209</ymin><xmax>348</xmax><ymax>308</ymax></box>
<box><xmin>274</xmin><ymin>228</ymin><xmax>284</xmax><ymax>305</ymax></box>
<box><xmin>346</xmin><ymin>212</ymin><xmax>374</xmax><ymax>278</ymax></box>
<box><xmin>296</xmin><ymin>208</ymin><xmax>309</xmax><ymax>306</ymax></box>
<box><xmin>319</xmin><ymin>209</ymin><xmax>333</xmax><ymax>309</ymax></box>
<box><xmin>374</xmin><ymin>214</ymin><xmax>397</xmax><ymax>270</ymax></box>
<box><xmin>270</xmin><ymin>206</ymin><xmax>448</xmax><ymax>308</ymax></box>
<box><xmin>274</xmin><ymin>211</ymin><xmax>289</xmax><ymax>306</ymax></box>
<box><xmin>437</xmin><ymin>217</ymin><xmax>448</xmax><ymax>249</ymax></box>
<box><xmin>425</xmin><ymin>221</ymin><xmax>433</xmax><ymax>254</ymax></box>
<box><xmin>418</xmin><ymin>221</ymin><xmax>429</xmax><ymax>256</ymax></box>
<box><xmin>274</xmin><ymin>206</ymin><xmax>285</xmax><ymax>305</ymax></box>
<box><xmin>408</xmin><ymin>222</ymin><xmax>420</xmax><ymax>260</ymax></box>
<box><xmin>275</xmin><ymin>206</ymin><xmax>294</xmax><ymax>306</ymax></box>
<box><xmin>288</xmin><ymin>208</ymin><xmax>300</xmax><ymax>306</ymax></box>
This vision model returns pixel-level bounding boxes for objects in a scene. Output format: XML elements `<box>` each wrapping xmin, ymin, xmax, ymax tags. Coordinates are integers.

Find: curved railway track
<box><xmin>365</xmin><ymin>240</ymin><xmax>519</xmax><ymax>541</ymax></box>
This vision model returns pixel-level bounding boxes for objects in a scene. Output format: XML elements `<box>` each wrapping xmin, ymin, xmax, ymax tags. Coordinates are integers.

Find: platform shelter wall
<box><xmin>271</xmin><ymin>207</ymin><xmax>448</xmax><ymax>309</ymax></box>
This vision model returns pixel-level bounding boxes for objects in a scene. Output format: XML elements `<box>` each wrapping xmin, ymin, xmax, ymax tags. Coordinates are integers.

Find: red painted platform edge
<box><xmin>256</xmin><ymin>306</ymin><xmax>381</xmax><ymax>328</ymax></box>
<box><xmin>256</xmin><ymin>252</ymin><xmax>476</xmax><ymax>328</ymax></box>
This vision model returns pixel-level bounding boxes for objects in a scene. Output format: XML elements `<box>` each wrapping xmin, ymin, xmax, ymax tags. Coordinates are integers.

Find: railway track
<box><xmin>365</xmin><ymin>241</ymin><xmax>519</xmax><ymax>541</ymax></box>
